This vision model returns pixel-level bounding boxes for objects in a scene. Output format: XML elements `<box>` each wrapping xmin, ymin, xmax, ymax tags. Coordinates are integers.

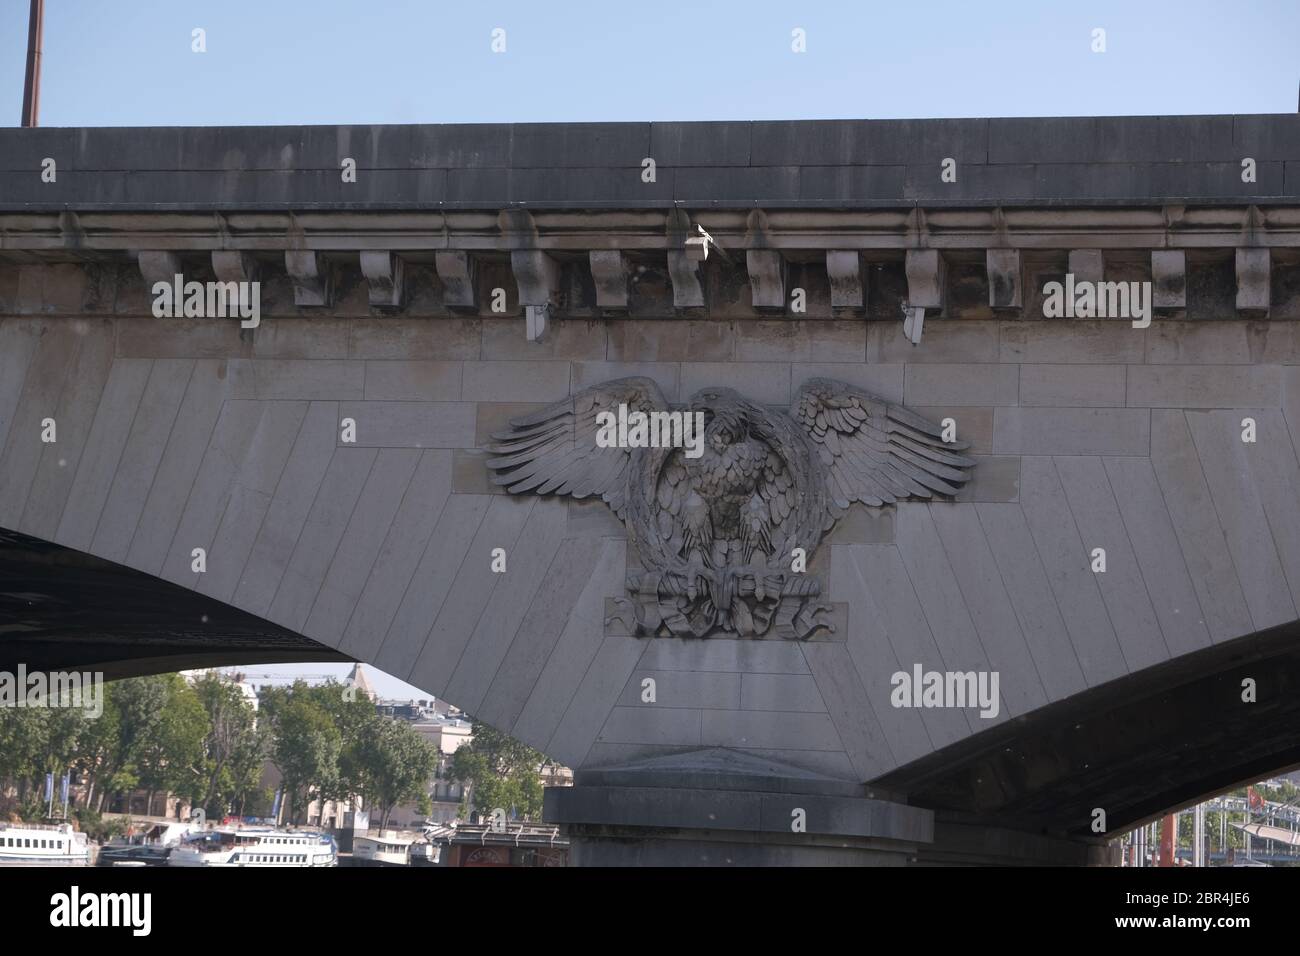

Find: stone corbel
<box><xmin>1235</xmin><ymin>248</ymin><xmax>1270</xmax><ymax>316</ymax></box>
<box><xmin>138</xmin><ymin>251</ymin><xmax>182</xmax><ymax>287</ymax></box>
<box><xmin>433</xmin><ymin>251</ymin><xmax>477</xmax><ymax>311</ymax></box>
<box><xmin>212</xmin><ymin>251</ymin><xmax>259</xmax><ymax>284</ymax></box>
<box><xmin>743</xmin><ymin>210</ymin><xmax>783</xmax><ymax>311</ymax></box>
<box><xmin>512</xmin><ymin>249</ymin><xmax>561</xmax><ymax>344</ymax></box>
<box><xmin>1151</xmin><ymin>251</ymin><xmax>1186</xmax><ymax>310</ymax></box>
<box><xmin>903</xmin><ymin>250</ymin><xmax>946</xmax><ymax>345</ymax></box>
<box><xmin>825</xmin><ymin>250</ymin><xmax>865</xmax><ymax>310</ymax></box>
<box><xmin>746</xmin><ymin>250</ymin><xmax>785</xmax><ymax>312</ymax></box>
<box><xmin>284</xmin><ymin>251</ymin><xmax>331</xmax><ymax>307</ymax></box>
<box><xmin>904</xmin><ymin>250</ymin><xmax>946</xmax><ymax>312</ymax></box>
<box><xmin>359</xmin><ymin>251</ymin><xmax>405</xmax><ymax>309</ymax></box>
<box><xmin>666</xmin><ymin>209</ymin><xmax>705</xmax><ymax>309</ymax></box>
<box><xmin>986</xmin><ymin>248</ymin><xmax>1022</xmax><ymax>309</ymax></box>
<box><xmin>588</xmin><ymin>250</ymin><xmax>630</xmax><ymax>311</ymax></box>
<box><xmin>511</xmin><ymin>249</ymin><xmax>561</xmax><ymax>307</ymax></box>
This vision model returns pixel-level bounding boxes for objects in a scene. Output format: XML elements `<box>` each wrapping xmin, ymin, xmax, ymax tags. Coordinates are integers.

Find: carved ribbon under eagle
<box><xmin>486</xmin><ymin>378</ymin><xmax>974</xmax><ymax>640</ymax></box>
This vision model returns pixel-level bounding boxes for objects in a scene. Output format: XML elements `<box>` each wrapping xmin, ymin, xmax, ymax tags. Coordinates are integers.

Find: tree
<box><xmin>448</xmin><ymin>721</ymin><xmax>549</xmax><ymax>821</ymax></box>
<box><xmin>355</xmin><ymin>716</ymin><xmax>439</xmax><ymax>831</ymax></box>
<box><xmin>135</xmin><ymin>675</ymin><xmax>208</xmax><ymax>817</ymax></box>
<box><xmin>97</xmin><ymin>675</ymin><xmax>173</xmax><ymax>813</ymax></box>
<box><xmin>307</xmin><ymin>680</ymin><xmax>375</xmax><ymax>814</ymax></box>
<box><xmin>270</xmin><ymin>683</ymin><xmax>341</xmax><ymax>825</ymax></box>
<box><xmin>192</xmin><ymin>673</ymin><xmax>265</xmax><ymax>820</ymax></box>
<box><xmin>73</xmin><ymin>688</ymin><xmax>121</xmax><ymax>813</ymax></box>
<box><xmin>0</xmin><ymin>707</ymin><xmax>47</xmax><ymax>809</ymax></box>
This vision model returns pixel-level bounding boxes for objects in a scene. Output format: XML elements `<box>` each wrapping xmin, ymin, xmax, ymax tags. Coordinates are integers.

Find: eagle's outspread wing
<box><xmin>486</xmin><ymin>376</ymin><xmax>669</xmax><ymax>519</ymax></box>
<box><xmin>791</xmin><ymin>378</ymin><xmax>974</xmax><ymax>513</ymax></box>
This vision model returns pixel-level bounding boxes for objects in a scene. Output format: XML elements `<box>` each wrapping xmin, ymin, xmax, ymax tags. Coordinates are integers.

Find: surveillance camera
<box><xmin>901</xmin><ymin>302</ymin><xmax>925</xmax><ymax>345</ymax></box>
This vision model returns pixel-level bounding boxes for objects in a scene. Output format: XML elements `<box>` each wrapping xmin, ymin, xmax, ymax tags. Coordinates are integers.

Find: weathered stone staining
<box><xmin>211</xmin><ymin>251</ymin><xmax>259</xmax><ymax>286</ymax></box>
<box><xmin>136</xmin><ymin>250</ymin><xmax>181</xmax><ymax>287</ymax></box>
<box><xmin>1151</xmin><ymin>250</ymin><xmax>1187</xmax><ymax>310</ymax></box>
<box><xmin>904</xmin><ymin>249</ymin><xmax>946</xmax><ymax>312</ymax></box>
<box><xmin>588</xmin><ymin>250</ymin><xmax>630</xmax><ymax>310</ymax></box>
<box><xmin>745</xmin><ymin>249</ymin><xmax>785</xmax><ymax>311</ymax></box>
<box><xmin>903</xmin><ymin>249</ymin><xmax>945</xmax><ymax>342</ymax></box>
<box><xmin>825</xmin><ymin>250</ymin><xmax>865</xmax><ymax>309</ymax></box>
<box><xmin>666</xmin><ymin>248</ymin><xmax>705</xmax><ymax>309</ymax></box>
<box><xmin>359</xmin><ymin>251</ymin><xmax>404</xmax><ymax>309</ymax></box>
<box><xmin>666</xmin><ymin>210</ymin><xmax>706</xmax><ymax>309</ymax></box>
<box><xmin>511</xmin><ymin>249</ymin><xmax>561</xmax><ymax>343</ymax></box>
<box><xmin>510</xmin><ymin>249</ymin><xmax>561</xmax><ymax>309</ymax></box>
<box><xmin>433</xmin><ymin>250</ymin><xmax>477</xmax><ymax>311</ymax></box>
<box><xmin>1068</xmin><ymin>249</ymin><xmax>1105</xmax><ymax>285</ymax></box>
<box><xmin>1235</xmin><ymin>247</ymin><xmax>1271</xmax><ymax>316</ymax></box>
<box><xmin>284</xmin><ymin>250</ymin><xmax>331</xmax><ymax>307</ymax></box>
<box><xmin>986</xmin><ymin>248</ymin><xmax>1022</xmax><ymax>309</ymax></box>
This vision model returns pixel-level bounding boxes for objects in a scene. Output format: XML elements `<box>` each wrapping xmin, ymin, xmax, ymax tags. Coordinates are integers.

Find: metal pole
<box><xmin>20</xmin><ymin>0</ymin><xmax>44</xmax><ymax>127</ymax></box>
<box><xmin>1193</xmin><ymin>802</ymin><xmax>1205</xmax><ymax>867</ymax></box>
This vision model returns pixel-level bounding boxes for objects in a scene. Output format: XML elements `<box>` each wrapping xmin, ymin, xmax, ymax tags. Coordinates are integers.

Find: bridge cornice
<box><xmin>3</xmin><ymin>204</ymin><xmax>1300</xmax><ymax>256</ymax></box>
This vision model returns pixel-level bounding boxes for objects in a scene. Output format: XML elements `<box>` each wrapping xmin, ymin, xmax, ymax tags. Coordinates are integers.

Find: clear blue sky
<box><xmin>1</xmin><ymin>0</ymin><xmax>1297</xmax><ymax>127</ymax></box>
<box><xmin>1</xmin><ymin>0</ymin><xmax>1295</xmax><ymax>698</ymax></box>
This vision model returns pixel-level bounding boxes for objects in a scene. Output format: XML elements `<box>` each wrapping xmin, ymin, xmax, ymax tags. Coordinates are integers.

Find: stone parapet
<box><xmin>1</xmin><ymin>116</ymin><xmax>1296</xmax><ymax>210</ymax></box>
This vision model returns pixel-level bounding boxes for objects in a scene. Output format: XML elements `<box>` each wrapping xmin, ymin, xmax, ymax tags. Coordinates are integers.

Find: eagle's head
<box><xmin>688</xmin><ymin>387</ymin><xmax>748</xmax><ymax>452</ymax></box>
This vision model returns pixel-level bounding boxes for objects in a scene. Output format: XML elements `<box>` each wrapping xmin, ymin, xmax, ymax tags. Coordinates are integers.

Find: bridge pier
<box><xmin>545</xmin><ymin>748</ymin><xmax>1116</xmax><ymax>866</ymax></box>
<box><xmin>545</xmin><ymin>748</ymin><xmax>931</xmax><ymax>866</ymax></box>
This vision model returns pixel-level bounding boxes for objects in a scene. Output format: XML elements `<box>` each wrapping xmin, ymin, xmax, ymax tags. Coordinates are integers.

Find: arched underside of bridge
<box><xmin>875</xmin><ymin>615</ymin><xmax>1300</xmax><ymax>841</ymax></box>
<box><xmin>0</xmin><ymin>528</ymin><xmax>350</xmax><ymax>678</ymax></box>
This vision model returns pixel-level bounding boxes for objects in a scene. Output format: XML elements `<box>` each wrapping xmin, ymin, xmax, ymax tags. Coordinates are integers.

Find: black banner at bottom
<box><xmin>0</xmin><ymin>864</ymin><xmax>1290</xmax><ymax>943</ymax></box>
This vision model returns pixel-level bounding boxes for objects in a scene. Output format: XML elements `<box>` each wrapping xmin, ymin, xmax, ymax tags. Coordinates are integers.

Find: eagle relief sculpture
<box><xmin>487</xmin><ymin>378</ymin><xmax>974</xmax><ymax>641</ymax></box>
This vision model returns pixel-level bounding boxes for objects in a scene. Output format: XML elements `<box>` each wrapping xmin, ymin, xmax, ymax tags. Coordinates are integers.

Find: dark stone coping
<box><xmin>1</xmin><ymin>115</ymin><xmax>1296</xmax><ymax>211</ymax></box>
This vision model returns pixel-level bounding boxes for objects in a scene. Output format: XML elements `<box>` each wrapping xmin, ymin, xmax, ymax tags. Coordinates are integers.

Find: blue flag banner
<box><xmin>44</xmin><ymin>773</ymin><xmax>54</xmax><ymax>802</ymax></box>
<box><xmin>60</xmin><ymin>774</ymin><xmax>70</xmax><ymax>805</ymax></box>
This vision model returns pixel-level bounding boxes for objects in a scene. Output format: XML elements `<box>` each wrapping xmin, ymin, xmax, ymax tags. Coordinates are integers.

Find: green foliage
<box><xmin>72</xmin><ymin>807</ymin><xmax>128</xmax><ymax>843</ymax></box>
<box><xmin>135</xmin><ymin>674</ymin><xmax>208</xmax><ymax>812</ymax></box>
<box><xmin>270</xmin><ymin>682</ymin><xmax>342</xmax><ymax>824</ymax></box>
<box><xmin>449</xmin><ymin>721</ymin><xmax>549</xmax><ymax>821</ymax></box>
<box><xmin>352</xmin><ymin>715</ymin><xmax>439</xmax><ymax>830</ymax></box>
<box><xmin>308</xmin><ymin>680</ymin><xmax>376</xmax><ymax>808</ymax></box>
<box><xmin>190</xmin><ymin>673</ymin><xmax>265</xmax><ymax>819</ymax></box>
<box><xmin>2</xmin><ymin>669</ymin><xmax>558</xmax><ymax>835</ymax></box>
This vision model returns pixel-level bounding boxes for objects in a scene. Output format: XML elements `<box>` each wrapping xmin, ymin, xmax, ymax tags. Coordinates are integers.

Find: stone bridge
<box><xmin>2</xmin><ymin>115</ymin><xmax>1299</xmax><ymax>864</ymax></box>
